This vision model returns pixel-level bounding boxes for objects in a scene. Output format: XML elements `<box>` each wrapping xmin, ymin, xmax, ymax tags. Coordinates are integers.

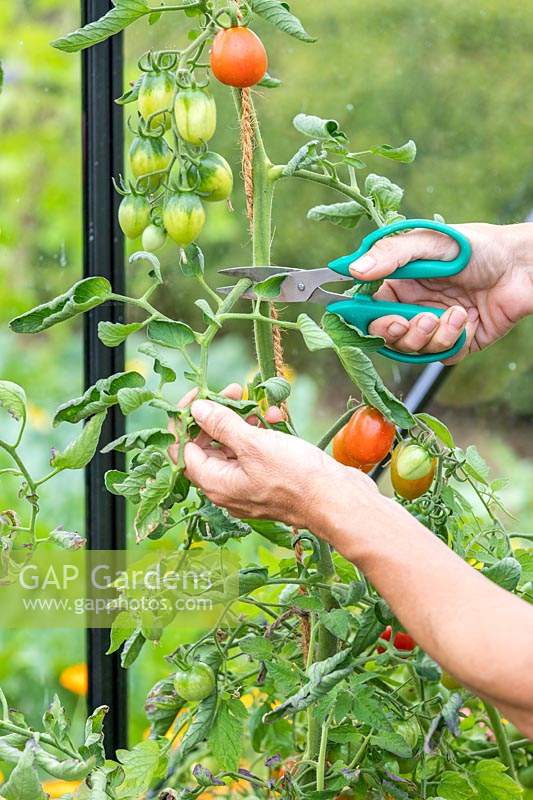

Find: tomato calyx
<box><xmin>377</xmin><ymin>626</ymin><xmax>416</xmax><ymax>654</ymax></box>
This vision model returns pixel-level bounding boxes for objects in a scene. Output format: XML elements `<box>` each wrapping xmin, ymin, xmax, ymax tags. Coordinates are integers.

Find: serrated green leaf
<box><xmin>258</xmin><ymin>72</ymin><xmax>282</xmax><ymax>88</ymax></box>
<box><xmin>416</xmin><ymin>412</ymin><xmax>454</xmax><ymax>448</ymax></box>
<box><xmin>102</xmin><ymin>428</ymin><xmax>175</xmax><ymax>454</ymax></box>
<box><xmin>115</xmin><ymin>75</ymin><xmax>143</xmax><ymax>105</ymax></box>
<box><xmin>195</xmin><ymin>298</ymin><xmax>220</xmax><ymax>326</ymax></box>
<box><xmin>98</xmin><ymin>320</ymin><xmax>143</xmax><ymax>348</ymax></box>
<box><xmin>208</xmin><ymin>699</ymin><xmax>246</xmax><ymax>772</ymax></box>
<box><xmin>180</xmin><ymin>243</ymin><xmax>205</xmax><ymax>277</ymax></box>
<box><xmin>120</xmin><ymin>628</ymin><xmax>146</xmax><ymax>668</ymax></box>
<box><xmin>10</xmin><ymin>277</ymin><xmax>111</xmax><ymax>334</ymax></box>
<box><xmin>464</xmin><ymin>444</ymin><xmax>490</xmax><ymax>484</ymax></box>
<box><xmin>336</xmin><ymin>346</ymin><xmax>414</xmax><ymax>428</ymax></box>
<box><xmin>251</xmin><ymin>0</ymin><xmax>316</xmax><ymax>43</ymax></box>
<box><xmin>117</xmin><ymin>387</ymin><xmax>154</xmax><ymax>415</ymax></box>
<box><xmin>138</xmin><ymin>342</ymin><xmax>177</xmax><ymax>385</ymax></box>
<box><xmin>52</xmin><ymin>0</ymin><xmax>150</xmax><ymax>53</ymax></box>
<box><xmin>471</xmin><ymin>758</ymin><xmax>523</xmax><ymax>800</ymax></box>
<box><xmin>253</xmin><ymin>273</ymin><xmax>288</xmax><ymax>300</ymax></box>
<box><xmin>51</xmin><ymin>412</ymin><xmax>106</xmax><ymax>470</ymax></box>
<box><xmin>2</xmin><ymin>740</ymin><xmax>47</xmax><ymax>800</ymax></box>
<box><xmin>0</xmin><ymin>381</ymin><xmax>26</xmax><ymax>422</ymax></box>
<box><xmin>351</xmin><ymin>604</ymin><xmax>383</xmax><ymax>656</ymax></box>
<box><xmin>322</xmin><ymin>312</ymin><xmax>384</xmax><ymax>353</ymax></box>
<box><xmin>257</xmin><ymin>376</ymin><xmax>291</xmax><ymax>404</ymax></box>
<box><xmin>54</xmin><ymin>371</ymin><xmax>145</xmax><ymax>425</ymax></box>
<box><xmin>240</xmin><ymin>635</ymin><xmax>274</xmax><ymax>661</ymax></box>
<box><xmin>179</xmin><ymin>693</ymin><xmax>218</xmax><ymax>760</ymax></box>
<box><xmin>284</xmin><ymin>141</ymin><xmax>321</xmax><ymax>176</ymax></box>
<box><xmin>308</xmin><ymin>200</ymin><xmax>366</xmax><ymax>229</ymax></box>
<box><xmin>134</xmin><ymin>467</ymin><xmax>174</xmax><ymax>541</ymax></box>
<box><xmin>49</xmin><ymin>527</ymin><xmax>86</xmax><ymax>550</ymax></box>
<box><xmin>371</xmin><ymin>731</ymin><xmax>412</xmax><ymax>758</ymax></box>
<box><xmin>293</xmin><ymin>113</ymin><xmax>346</xmax><ymax>140</ymax></box>
<box><xmin>319</xmin><ymin>608</ymin><xmax>353</xmax><ymax>640</ymax></box>
<box><xmin>197</xmin><ymin>500</ymin><xmax>252</xmax><ymax>545</ymax></box>
<box><xmin>107</xmin><ymin>612</ymin><xmax>136</xmax><ymax>655</ymax></box>
<box><xmin>298</xmin><ymin>313</ymin><xmax>333</xmax><ymax>351</ymax></box>
<box><xmin>482</xmin><ymin>557</ymin><xmax>522</xmax><ymax>591</ymax></box>
<box><xmin>116</xmin><ymin>739</ymin><xmax>163</xmax><ymax>798</ymax></box>
<box><xmin>371</xmin><ymin>140</ymin><xmax>417</xmax><ymax>163</ymax></box>
<box><xmin>147</xmin><ymin>319</ymin><xmax>196</xmax><ymax>350</ymax></box>
<box><xmin>365</xmin><ymin>174</ymin><xmax>404</xmax><ymax>213</ymax></box>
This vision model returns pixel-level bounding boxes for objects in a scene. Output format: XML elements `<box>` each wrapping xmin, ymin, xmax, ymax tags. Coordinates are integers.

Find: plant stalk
<box><xmin>483</xmin><ymin>701</ymin><xmax>518</xmax><ymax>781</ymax></box>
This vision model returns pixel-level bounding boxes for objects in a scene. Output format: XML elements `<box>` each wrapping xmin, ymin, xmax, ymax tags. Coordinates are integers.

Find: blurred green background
<box><xmin>0</xmin><ymin>0</ymin><xmax>532</xmax><ymax>756</ymax></box>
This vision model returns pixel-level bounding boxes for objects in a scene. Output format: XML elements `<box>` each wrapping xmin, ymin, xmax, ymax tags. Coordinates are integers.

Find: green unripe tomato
<box><xmin>391</xmin><ymin>442</ymin><xmax>437</xmax><ymax>500</ymax></box>
<box><xmin>396</xmin><ymin>717</ymin><xmax>421</xmax><ymax>750</ymax></box>
<box><xmin>138</xmin><ymin>70</ymin><xmax>174</xmax><ymax>130</ymax></box>
<box><xmin>118</xmin><ymin>194</ymin><xmax>150</xmax><ymax>239</ymax></box>
<box><xmin>174</xmin><ymin>87</ymin><xmax>217</xmax><ymax>145</ymax></box>
<box><xmin>197</xmin><ymin>151</ymin><xmax>233</xmax><ymax>202</ymax></box>
<box><xmin>129</xmin><ymin>135</ymin><xmax>172</xmax><ymax>191</ymax></box>
<box><xmin>174</xmin><ymin>662</ymin><xmax>216</xmax><ymax>702</ymax></box>
<box><xmin>142</xmin><ymin>223</ymin><xmax>167</xmax><ymax>252</ymax></box>
<box><xmin>163</xmin><ymin>192</ymin><xmax>206</xmax><ymax>246</ymax></box>
<box><xmin>441</xmin><ymin>671</ymin><xmax>462</xmax><ymax>691</ymax></box>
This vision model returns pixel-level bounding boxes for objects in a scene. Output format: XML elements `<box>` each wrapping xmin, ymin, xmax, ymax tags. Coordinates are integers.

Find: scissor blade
<box><xmin>217</xmin><ymin>266</ymin><xmax>352</xmax><ymax>303</ymax></box>
<box><xmin>217</xmin><ymin>284</ymin><xmax>350</xmax><ymax>306</ymax></box>
<box><xmin>218</xmin><ymin>266</ymin><xmax>302</xmax><ymax>281</ymax></box>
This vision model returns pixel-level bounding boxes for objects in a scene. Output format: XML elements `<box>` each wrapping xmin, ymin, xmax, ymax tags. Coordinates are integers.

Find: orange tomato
<box><xmin>210</xmin><ymin>27</ymin><xmax>268</xmax><ymax>88</ymax></box>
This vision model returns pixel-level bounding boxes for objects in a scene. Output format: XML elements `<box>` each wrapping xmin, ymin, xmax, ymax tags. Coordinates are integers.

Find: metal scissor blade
<box><xmin>217</xmin><ymin>284</ymin><xmax>351</xmax><ymax>305</ymax></box>
<box><xmin>217</xmin><ymin>266</ymin><xmax>352</xmax><ymax>303</ymax></box>
<box><xmin>218</xmin><ymin>265</ymin><xmax>303</xmax><ymax>281</ymax></box>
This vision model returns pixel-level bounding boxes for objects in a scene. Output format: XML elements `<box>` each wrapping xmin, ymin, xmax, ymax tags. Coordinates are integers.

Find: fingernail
<box><xmin>388</xmin><ymin>321</ymin><xmax>409</xmax><ymax>338</ymax></box>
<box><xmin>349</xmin><ymin>254</ymin><xmax>376</xmax><ymax>275</ymax></box>
<box><xmin>191</xmin><ymin>400</ymin><xmax>210</xmax><ymax>422</ymax></box>
<box><xmin>418</xmin><ymin>314</ymin><xmax>439</xmax><ymax>334</ymax></box>
<box><xmin>450</xmin><ymin>308</ymin><xmax>467</xmax><ymax>330</ymax></box>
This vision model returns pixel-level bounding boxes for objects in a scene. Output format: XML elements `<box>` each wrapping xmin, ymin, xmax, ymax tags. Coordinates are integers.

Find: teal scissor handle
<box><xmin>328</xmin><ymin>218</ymin><xmax>472</xmax><ymax>279</ymax></box>
<box><xmin>326</xmin><ymin>219</ymin><xmax>471</xmax><ymax>364</ymax></box>
<box><xmin>326</xmin><ymin>295</ymin><xmax>467</xmax><ymax>364</ymax></box>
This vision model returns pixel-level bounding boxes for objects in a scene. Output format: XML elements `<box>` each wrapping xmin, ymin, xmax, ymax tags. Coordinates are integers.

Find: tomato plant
<box><xmin>0</xmin><ymin>2</ymin><xmax>530</xmax><ymax>799</ymax></box>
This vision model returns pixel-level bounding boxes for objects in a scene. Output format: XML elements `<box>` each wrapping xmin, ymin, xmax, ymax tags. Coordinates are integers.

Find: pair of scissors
<box><xmin>218</xmin><ymin>219</ymin><xmax>471</xmax><ymax>364</ymax></box>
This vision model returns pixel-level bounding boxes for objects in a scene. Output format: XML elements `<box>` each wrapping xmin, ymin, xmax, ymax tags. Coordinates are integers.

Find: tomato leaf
<box><xmin>51</xmin><ymin>0</ymin><xmax>150</xmax><ymax>53</ymax></box>
<box><xmin>284</xmin><ymin>141</ymin><xmax>322</xmax><ymax>176</ymax></box>
<box><xmin>322</xmin><ymin>312</ymin><xmax>384</xmax><ymax>353</ymax></box>
<box><xmin>117</xmin><ymin>387</ymin><xmax>155</xmax><ymax>415</ymax></box>
<box><xmin>464</xmin><ymin>444</ymin><xmax>490</xmax><ymax>484</ymax></box>
<box><xmin>336</xmin><ymin>346</ymin><xmax>414</xmax><ymax>428</ymax></box>
<box><xmin>1</xmin><ymin>740</ymin><xmax>48</xmax><ymax>800</ymax></box>
<box><xmin>298</xmin><ymin>313</ymin><xmax>334</xmax><ymax>351</ymax></box>
<box><xmin>180</xmin><ymin>243</ymin><xmax>205</xmax><ymax>277</ymax></box>
<box><xmin>0</xmin><ymin>380</ymin><xmax>27</xmax><ymax>422</ymax></box>
<box><xmin>257</xmin><ymin>376</ymin><xmax>291</xmax><ymax>404</ymax></box>
<box><xmin>482</xmin><ymin>557</ymin><xmax>522</xmax><ymax>592</ymax></box>
<box><xmin>180</xmin><ymin>693</ymin><xmax>218</xmax><ymax>759</ymax></box>
<box><xmin>371</xmin><ymin>140</ymin><xmax>417</xmax><ymax>164</ymax></box>
<box><xmin>293</xmin><ymin>113</ymin><xmax>346</xmax><ymax>141</ymax></box>
<box><xmin>471</xmin><ymin>758</ymin><xmax>523</xmax><ymax>800</ymax></box>
<box><xmin>208</xmin><ymin>699</ymin><xmax>247</xmax><ymax>772</ymax></box>
<box><xmin>120</xmin><ymin>628</ymin><xmax>146</xmax><ymax>668</ymax></box>
<box><xmin>371</xmin><ymin>731</ymin><xmax>412</xmax><ymax>759</ymax></box>
<box><xmin>245</xmin><ymin>519</ymin><xmax>294</xmax><ymax>549</ymax></box>
<box><xmin>147</xmin><ymin>319</ymin><xmax>197</xmax><ymax>350</ymax></box>
<box><xmin>195</xmin><ymin>298</ymin><xmax>221</xmax><ymax>327</ymax></box>
<box><xmin>115</xmin><ymin>739</ymin><xmax>165</xmax><ymax>798</ymax></box>
<box><xmin>115</xmin><ymin>75</ymin><xmax>143</xmax><ymax>105</ymax></box>
<box><xmin>102</xmin><ymin>428</ymin><xmax>174</xmax><ymax>454</ymax></box>
<box><xmin>252</xmin><ymin>273</ymin><xmax>288</xmax><ymax>300</ymax></box>
<box><xmin>258</xmin><ymin>72</ymin><xmax>282</xmax><ymax>88</ymax></box>
<box><xmin>51</xmin><ymin>411</ymin><xmax>107</xmax><ymax>470</ymax></box>
<box><xmin>129</xmin><ymin>250</ymin><xmax>163</xmax><ymax>284</ymax></box>
<box><xmin>145</xmin><ymin>676</ymin><xmax>184</xmax><ymax>738</ymax></box>
<box><xmin>365</xmin><ymin>174</ymin><xmax>404</xmax><ymax>213</ymax></box>
<box><xmin>134</xmin><ymin>466</ymin><xmax>174</xmax><ymax>541</ymax></box>
<box><xmin>138</xmin><ymin>342</ymin><xmax>178</xmax><ymax>384</ymax></box>
<box><xmin>48</xmin><ymin>526</ymin><xmax>86</xmax><ymax>550</ymax></box>
<box><xmin>98</xmin><ymin>321</ymin><xmax>143</xmax><ymax>348</ymax></box>
<box><xmin>54</xmin><ymin>371</ymin><xmax>145</xmax><ymax>425</ymax></box>
<box><xmin>10</xmin><ymin>277</ymin><xmax>111</xmax><ymax>334</ymax></box>
<box><xmin>196</xmin><ymin>500</ymin><xmax>252</xmax><ymax>545</ymax></box>
<box><xmin>251</xmin><ymin>0</ymin><xmax>316</xmax><ymax>43</ymax></box>
<box><xmin>308</xmin><ymin>200</ymin><xmax>366</xmax><ymax>229</ymax></box>
<box><xmin>416</xmin><ymin>412</ymin><xmax>454</xmax><ymax>448</ymax></box>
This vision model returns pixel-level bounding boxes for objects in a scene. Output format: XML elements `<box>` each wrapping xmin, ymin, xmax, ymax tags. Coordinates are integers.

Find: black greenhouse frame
<box><xmin>79</xmin><ymin>1</ymin><xmax>452</xmax><ymax>755</ymax></box>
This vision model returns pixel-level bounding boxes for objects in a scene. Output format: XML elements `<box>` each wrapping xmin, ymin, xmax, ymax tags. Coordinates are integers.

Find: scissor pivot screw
<box><xmin>297</xmin><ymin>282</ymin><xmax>306</xmax><ymax>291</ymax></box>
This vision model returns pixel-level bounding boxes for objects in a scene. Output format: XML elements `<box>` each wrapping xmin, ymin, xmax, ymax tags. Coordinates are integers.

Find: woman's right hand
<box><xmin>349</xmin><ymin>222</ymin><xmax>533</xmax><ymax>362</ymax></box>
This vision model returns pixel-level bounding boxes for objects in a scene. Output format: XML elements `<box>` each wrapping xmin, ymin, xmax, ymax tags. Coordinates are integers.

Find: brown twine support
<box><xmin>236</xmin><ymin>16</ymin><xmax>308</xmax><ymax>657</ymax></box>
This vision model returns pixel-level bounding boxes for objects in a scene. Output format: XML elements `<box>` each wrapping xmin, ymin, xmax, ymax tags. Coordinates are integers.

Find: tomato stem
<box><xmin>483</xmin><ymin>702</ymin><xmax>518</xmax><ymax>781</ymax></box>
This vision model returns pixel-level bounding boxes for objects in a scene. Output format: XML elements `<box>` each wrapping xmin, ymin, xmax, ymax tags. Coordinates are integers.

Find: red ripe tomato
<box><xmin>332</xmin><ymin>406</ymin><xmax>395</xmax><ymax>472</ymax></box>
<box><xmin>210</xmin><ymin>26</ymin><xmax>268</xmax><ymax>88</ymax></box>
<box><xmin>377</xmin><ymin>626</ymin><xmax>416</xmax><ymax>654</ymax></box>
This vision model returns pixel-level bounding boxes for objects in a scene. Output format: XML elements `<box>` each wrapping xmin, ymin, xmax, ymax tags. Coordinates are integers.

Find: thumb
<box><xmin>349</xmin><ymin>228</ymin><xmax>459</xmax><ymax>281</ymax></box>
<box><xmin>190</xmin><ymin>399</ymin><xmax>252</xmax><ymax>453</ymax></box>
